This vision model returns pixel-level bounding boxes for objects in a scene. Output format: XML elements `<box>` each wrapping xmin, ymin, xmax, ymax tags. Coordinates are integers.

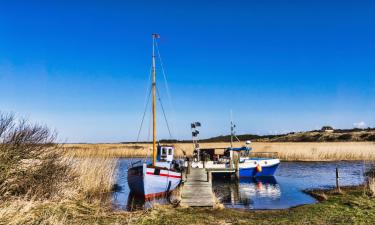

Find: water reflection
<box><xmin>123</xmin><ymin>192</ymin><xmax>170</xmax><ymax>211</ymax></box>
<box><xmin>214</xmin><ymin>177</ymin><xmax>286</xmax><ymax>209</ymax></box>
<box><xmin>113</xmin><ymin>159</ymin><xmax>365</xmax><ymax>210</ymax></box>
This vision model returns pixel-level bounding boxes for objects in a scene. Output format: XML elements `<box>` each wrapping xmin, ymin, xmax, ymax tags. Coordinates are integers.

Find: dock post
<box><xmin>235</xmin><ymin>152</ymin><xmax>239</xmax><ymax>180</ymax></box>
<box><xmin>336</xmin><ymin>167</ymin><xmax>341</xmax><ymax>192</ymax></box>
<box><xmin>187</xmin><ymin>160</ymin><xmax>191</xmax><ymax>175</ymax></box>
<box><xmin>207</xmin><ymin>171</ymin><xmax>212</xmax><ymax>183</ymax></box>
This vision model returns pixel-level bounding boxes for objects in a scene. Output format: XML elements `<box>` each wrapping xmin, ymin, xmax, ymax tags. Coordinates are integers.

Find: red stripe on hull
<box><xmin>146</xmin><ymin>172</ymin><xmax>181</xmax><ymax>179</ymax></box>
<box><xmin>144</xmin><ymin>191</ymin><xmax>170</xmax><ymax>199</ymax></box>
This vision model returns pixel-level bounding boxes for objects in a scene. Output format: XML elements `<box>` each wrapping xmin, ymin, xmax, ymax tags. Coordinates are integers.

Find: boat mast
<box><xmin>230</xmin><ymin>110</ymin><xmax>233</xmax><ymax>148</ymax></box>
<box><xmin>152</xmin><ymin>34</ymin><xmax>159</xmax><ymax>166</ymax></box>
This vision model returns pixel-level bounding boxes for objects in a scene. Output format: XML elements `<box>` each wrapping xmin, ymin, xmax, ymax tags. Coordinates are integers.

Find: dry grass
<box><xmin>0</xmin><ymin>157</ymin><xmax>123</xmax><ymax>225</ymax></box>
<box><xmin>368</xmin><ymin>178</ymin><xmax>375</xmax><ymax>197</ymax></box>
<box><xmin>0</xmin><ymin>198</ymin><xmax>137</xmax><ymax>225</ymax></box>
<box><xmin>0</xmin><ymin>112</ymin><xmax>128</xmax><ymax>224</ymax></box>
<box><xmin>70</xmin><ymin>157</ymin><xmax>118</xmax><ymax>199</ymax></box>
<box><xmin>64</xmin><ymin>142</ymin><xmax>375</xmax><ymax>161</ymax></box>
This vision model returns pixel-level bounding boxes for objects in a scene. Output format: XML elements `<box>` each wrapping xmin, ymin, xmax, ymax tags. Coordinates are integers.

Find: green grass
<box><xmin>137</xmin><ymin>187</ymin><xmax>375</xmax><ymax>225</ymax></box>
<box><xmin>2</xmin><ymin>186</ymin><xmax>375</xmax><ymax>224</ymax></box>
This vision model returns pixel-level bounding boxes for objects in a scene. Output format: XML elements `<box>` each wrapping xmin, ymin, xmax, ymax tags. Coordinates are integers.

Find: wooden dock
<box><xmin>180</xmin><ymin>168</ymin><xmax>215</xmax><ymax>207</ymax></box>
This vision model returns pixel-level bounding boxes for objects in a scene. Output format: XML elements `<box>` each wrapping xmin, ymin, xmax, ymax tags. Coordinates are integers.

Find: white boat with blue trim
<box><xmin>127</xmin><ymin>34</ymin><xmax>182</xmax><ymax>199</ymax></box>
<box><xmin>191</xmin><ymin>121</ymin><xmax>280</xmax><ymax>177</ymax></box>
<box><xmin>127</xmin><ymin>145</ymin><xmax>182</xmax><ymax>199</ymax></box>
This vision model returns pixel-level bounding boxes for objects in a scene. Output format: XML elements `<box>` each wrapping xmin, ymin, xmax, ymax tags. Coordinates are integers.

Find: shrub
<box><xmin>0</xmin><ymin>112</ymin><xmax>69</xmax><ymax>200</ymax></box>
<box><xmin>337</xmin><ymin>134</ymin><xmax>352</xmax><ymax>141</ymax></box>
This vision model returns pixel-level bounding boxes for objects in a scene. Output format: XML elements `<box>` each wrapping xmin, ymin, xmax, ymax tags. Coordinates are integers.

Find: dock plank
<box><xmin>180</xmin><ymin>168</ymin><xmax>215</xmax><ymax>207</ymax></box>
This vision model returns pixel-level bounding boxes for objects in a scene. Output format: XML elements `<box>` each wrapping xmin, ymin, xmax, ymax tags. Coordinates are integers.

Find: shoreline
<box><xmin>133</xmin><ymin>185</ymin><xmax>375</xmax><ymax>224</ymax></box>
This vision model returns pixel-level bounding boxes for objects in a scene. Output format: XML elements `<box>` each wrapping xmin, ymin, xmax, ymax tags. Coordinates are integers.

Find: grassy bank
<box><xmin>136</xmin><ymin>186</ymin><xmax>375</xmax><ymax>225</ymax></box>
<box><xmin>3</xmin><ymin>186</ymin><xmax>375</xmax><ymax>224</ymax></box>
<box><xmin>64</xmin><ymin>142</ymin><xmax>375</xmax><ymax>161</ymax></box>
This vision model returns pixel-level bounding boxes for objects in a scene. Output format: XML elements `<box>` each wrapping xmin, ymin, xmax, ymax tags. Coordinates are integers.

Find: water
<box><xmin>214</xmin><ymin>161</ymin><xmax>365</xmax><ymax>209</ymax></box>
<box><xmin>113</xmin><ymin>159</ymin><xmax>366</xmax><ymax>210</ymax></box>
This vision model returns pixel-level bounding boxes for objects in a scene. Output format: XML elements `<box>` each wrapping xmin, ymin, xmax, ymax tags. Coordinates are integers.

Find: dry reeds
<box><xmin>70</xmin><ymin>157</ymin><xmax>118</xmax><ymax>199</ymax></box>
<box><xmin>0</xmin><ymin>112</ymin><xmax>131</xmax><ymax>224</ymax></box>
<box><xmin>64</xmin><ymin>142</ymin><xmax>375</xmax><ymax>161</ymax></box>
<box><xmin>0</xmin><ymin>112</ymin><xmax>70</xmax><ymax>200</ymax></box>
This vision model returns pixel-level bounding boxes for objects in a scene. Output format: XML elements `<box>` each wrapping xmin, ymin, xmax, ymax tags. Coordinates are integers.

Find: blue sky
<box><xmin>0</xmin><ymin>0</ymin><xmax>374</xmax><ymax>143</ymax></box>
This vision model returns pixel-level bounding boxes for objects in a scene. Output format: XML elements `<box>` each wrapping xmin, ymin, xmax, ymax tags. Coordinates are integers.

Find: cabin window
<box><xmin>168</xmin><ymin>148</ymin><xmax>173</xmax><ymax>155</ymax></box>
<box><xmin>161</xmin><ymin>148</ymin><xmax>167</xmax><ymax>155</ymax></box>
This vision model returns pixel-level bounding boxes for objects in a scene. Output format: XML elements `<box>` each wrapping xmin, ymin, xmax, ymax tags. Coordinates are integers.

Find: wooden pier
<box><xmin>181</xmin><ymin>168</ymin><xmax>215</xmax><ymax>207</ymax></box>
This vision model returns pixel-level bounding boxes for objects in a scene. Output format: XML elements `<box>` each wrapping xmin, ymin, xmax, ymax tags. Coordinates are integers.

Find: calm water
<box><xmin>113</xmin><ymin>159</ymin><xmax>366</xmax><ymax>210</ymax></box>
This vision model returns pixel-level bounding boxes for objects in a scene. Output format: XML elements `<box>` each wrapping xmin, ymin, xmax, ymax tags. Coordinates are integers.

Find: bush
<box><xmin>0</xmin><ymin>112</ymin><xmax>69</xmax><ymax>200</ymax></box>
<box><xmin>337</xmin><ymin>134</ymin><xmax>352</xmax><ymax>141</ymax></box>
<box><xmin>366</xmin><ymin>135</ymin><xmax>375</xmax><ymax>141</ymax></box>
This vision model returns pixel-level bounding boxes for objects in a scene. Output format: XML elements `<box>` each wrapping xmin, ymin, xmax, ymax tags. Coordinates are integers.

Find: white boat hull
<box><xmin>191</xmin><ymin>158</ymin><xmax>280</xmax><ymax>177</ymax></box>
<box><xmin>128</xmin><ymin>163</ymin><xmax>182</xmax><ymax>199</ymax></box>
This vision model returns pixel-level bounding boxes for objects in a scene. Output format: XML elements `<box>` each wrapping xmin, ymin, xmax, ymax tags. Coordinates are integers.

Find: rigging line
<box><xmin>142</xmin><ymin>66</ymin><xmax>153</xmax><ymax>111</ymax></box>
<box><xmin>135</xmin><ymin>65</ymin><xmax>153</xmax><ymax>142</ymax></box>
<box><xmin>156</xmin><ymin>86</ymin><xmax>173</xmax><ymax>139</ymax></box>
<box><xmin>143</xmin><ymin>99</ymin><xmax>152</xmax><ymax>162</ymax></box>
<box><xmin>136</xmin><ymin>85</ymin><xmax>152</xmax><ymax>142</ymax></box>
<box><xmin>147</xmin><ymin>101</ymin><xmax>152</xmax><ymax>142</ymax></box>
<box><xmin>174</xmin><ymin>143</ymin><xmax>187</xmax><ymax>156</ymax></box>
<box><xmin>131</xmin><ymin>67</ymin><xmax>152</xmax><ymax>164</ymax></box>
<box><xmin>155</xmin><ymin>41</ymin><xmax>176</xmax><ymax>134</ymax></box>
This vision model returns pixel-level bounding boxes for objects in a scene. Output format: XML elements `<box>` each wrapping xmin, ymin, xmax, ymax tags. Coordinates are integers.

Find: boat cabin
<box><xmin>156</xmin><ymin>145</ymin><xmax>174</xmax><ymax>163</ymax></box>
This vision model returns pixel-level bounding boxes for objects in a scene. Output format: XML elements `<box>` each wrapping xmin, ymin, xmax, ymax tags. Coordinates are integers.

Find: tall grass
<box><xmin>0</xmin><ymin>157</ymin><xmax>123</xmax><ymax>225</ymax></box>
<box><xmin>65</xmin><ymin>142</ymin><xmax>375</xmax><ymax>161</ymax></box>
<box><xmin>71</xmin><ymin>157</ymin><xmax>118</xmax><ymax>199</ymax></box>
<box><xmin>0</xmin><ymin>112</ymin><xmax>130</xmax><ymax>224</ymax></box>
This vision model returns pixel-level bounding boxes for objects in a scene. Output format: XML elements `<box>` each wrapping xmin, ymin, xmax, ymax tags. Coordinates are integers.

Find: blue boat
<box><xmin>226</xmin><ymin>146</ymin><xmax>280</xmax><ymax>177</ymax></box>
<box><xmin>191</xmin><ymin>119</ymin><xmax>280</xmax><ymax>177</ymax></box>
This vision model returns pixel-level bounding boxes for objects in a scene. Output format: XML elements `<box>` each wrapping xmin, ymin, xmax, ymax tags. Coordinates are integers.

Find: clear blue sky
<box><xmin>0</xmin><ymin>0</ymin><xmax>374</xmax><ymax>143</ymax></box>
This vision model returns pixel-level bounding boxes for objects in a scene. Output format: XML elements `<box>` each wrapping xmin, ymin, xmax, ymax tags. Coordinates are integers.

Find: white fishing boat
<box><xmin>127</xmin><ymin>34</ymin><xmax>182</xmax><ymax>199</ymax></box>
<box><xmin>191</xmin><ymin>120</ymin><xmax>280</xmax><ymax>177</ymax></box>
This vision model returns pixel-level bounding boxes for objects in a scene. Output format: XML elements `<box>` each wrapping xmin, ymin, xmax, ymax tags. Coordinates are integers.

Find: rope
<box><xmin>155</xmin><ymin>41</ymin><xmax>177</xmax><ymax>136</ymax></box>
<box><xmin>156</xmin><ymin>86</ymin><xmax>173</xmax><ymax>139</ymax></box>
<box><xmin>155</xmin><ymin>40</ymin><xmax>187</xmax><ymax>157</ymax></box>
<box><xmin>135</xmin><ymin>64</ymin><xmax>153</xmax><ymax>143</ymax></box>
<box><xmin>136</xmin><ymin>85</ymin><xmax>152</xmax><ymax>142</ymax></box>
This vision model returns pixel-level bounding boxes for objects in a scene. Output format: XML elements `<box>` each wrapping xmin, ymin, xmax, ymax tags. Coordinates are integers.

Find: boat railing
<box><xmin>249</xmin><ymin>152</ymin><xmax>279</xmax><ymax>159</ymax></box>
<box><xmin>130</xmin><ymin>160</ymin><xmax>143</xmax><ymax>167</ymax></box>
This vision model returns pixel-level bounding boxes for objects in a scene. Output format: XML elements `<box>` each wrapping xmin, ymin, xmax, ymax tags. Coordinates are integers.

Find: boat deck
<box><xmin>180</xmin><ymin>168</ymin><xmax>215</xmax><ymax>207</ymax></box>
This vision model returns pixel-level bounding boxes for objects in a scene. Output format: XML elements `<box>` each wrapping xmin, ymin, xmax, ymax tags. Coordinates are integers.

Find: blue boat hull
<box><xmin>239</xmin><ymin>163</ymin><xmax>279</xmax><ymax>177</ymax></box>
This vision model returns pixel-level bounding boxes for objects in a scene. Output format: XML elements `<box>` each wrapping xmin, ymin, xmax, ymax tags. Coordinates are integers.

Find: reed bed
<box><xmin>64</xmin><ymin>142</ymin><xmax>375</xmax><ymax>161</ymax></box>
<box><xmin>0</xmin><ymin>157</ymin><xmax>127</xmax><ymax>225</ymax></box>
<box><xmin>69</xmin><ymin>157</ymin><xmax>118</xmax><ymax>198</ymax></box>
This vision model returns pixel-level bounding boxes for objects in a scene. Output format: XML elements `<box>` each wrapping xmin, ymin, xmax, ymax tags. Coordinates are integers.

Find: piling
<box><xmin>336</xmin><ymin>167</ymin><xmax>341</xmax><ymax>192</ymax></box>
<box><xmin>234</xmin><ymin>151</ymin><xmax>240</xmax><ymax>180</ymax></box>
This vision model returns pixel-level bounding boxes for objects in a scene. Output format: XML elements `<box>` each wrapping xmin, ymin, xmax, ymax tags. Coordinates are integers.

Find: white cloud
<box><xmin>353</xmin><ymin>121</ymin><xmax>366</xmax><ymax>129</ymax></box>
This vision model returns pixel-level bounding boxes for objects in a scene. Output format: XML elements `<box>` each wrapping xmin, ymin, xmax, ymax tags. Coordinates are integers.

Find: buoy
<box><xmin>256</xmin><ymin>164</ymin><xmax>262</xmax><ymax>173</ymax></box>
